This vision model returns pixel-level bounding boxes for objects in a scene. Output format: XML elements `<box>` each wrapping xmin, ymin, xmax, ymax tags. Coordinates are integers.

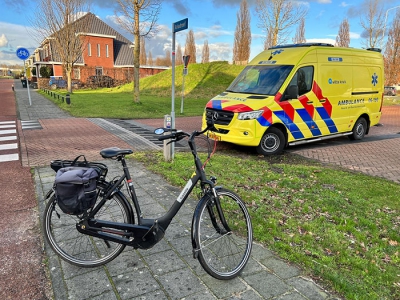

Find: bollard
<box><xmin>163</xmin><ymin>115</ymin><xmax>172</xmax><ymax>161</ymax></box>
<box><xmin>66</xmin><ymin>93</ymin><xmax>70</xmax><ymax>105</ymax></box>
<box><xmin>11</xmin><ymin>84</ymin><xmax>14</xmax><ymax>91</ymax></box>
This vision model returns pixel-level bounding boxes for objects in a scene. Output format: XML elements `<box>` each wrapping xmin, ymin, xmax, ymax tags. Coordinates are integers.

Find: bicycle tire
<box><xmin>194</xmin><ymin>188</ymin><xmax>252</xmax><ymax>279</ymax></box>
<box><xmin>43</xmin><ymin>182</ymin><xmax>131</xmax><ymax>267</ymax></box>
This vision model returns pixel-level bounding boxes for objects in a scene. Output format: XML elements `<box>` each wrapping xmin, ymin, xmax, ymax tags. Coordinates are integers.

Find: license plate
<box><xmin>208</xmin><ymin>132</ymin><xmax>221</xmax><ymax>141</ymax></box>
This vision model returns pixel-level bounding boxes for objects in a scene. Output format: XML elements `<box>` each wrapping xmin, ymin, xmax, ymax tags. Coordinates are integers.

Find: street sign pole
<box><xmin>170</xmin><ymin>18</ymin><xmax>188</xmax><ymax>160</ymax></box>
<box><xmin>16</xmin><ymin>47</ymin><xmax>32</xmax><ymax>106</ymax></box>
<box><xmin>24</xmin><ymin>61</ymin><xmax>32</xmax><ymax>106</ymax></box>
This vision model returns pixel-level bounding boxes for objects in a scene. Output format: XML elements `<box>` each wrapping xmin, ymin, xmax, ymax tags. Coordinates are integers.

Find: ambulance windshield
<box><xmin>226</xmin><ymin>65</ymin><xmax>293</xmax><ymax>96</ymax></box>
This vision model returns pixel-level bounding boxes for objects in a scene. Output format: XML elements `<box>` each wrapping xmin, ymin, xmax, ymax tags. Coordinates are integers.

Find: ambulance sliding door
<box><xmin>316</xmin><ymin>53</ymin><xmax>352</xmax><ymax>134</ymax></box>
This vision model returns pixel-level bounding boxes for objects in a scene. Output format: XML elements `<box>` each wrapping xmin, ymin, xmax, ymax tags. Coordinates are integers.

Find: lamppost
<box><xmin>381</xmin><ymin>5</ymin><xmax>400</xmax><ymax>48</ymax></box>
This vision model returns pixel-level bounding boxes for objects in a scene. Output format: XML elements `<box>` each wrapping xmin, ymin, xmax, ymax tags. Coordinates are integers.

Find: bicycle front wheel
<box><xmin>194</xmin><ymin>188</ymin><xmax>253</xmax><ymax>280</ymax></box>
<box><xmin>43</xmin><ymin>182</ymin><xmax>132</xmax><ymax>267</ymax></box>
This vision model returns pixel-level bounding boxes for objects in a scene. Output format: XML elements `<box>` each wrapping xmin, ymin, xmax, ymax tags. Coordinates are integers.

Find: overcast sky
<box><xmin>1</xmin><ymin>0</ymin><xmax>399</xmax><ymax>66</ymax></box>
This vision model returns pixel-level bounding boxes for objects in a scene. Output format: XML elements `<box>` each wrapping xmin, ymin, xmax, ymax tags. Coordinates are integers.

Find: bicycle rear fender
<box><xmin>190</xmin><ymin>187</ymin><xmax>222</xmax><ymax>259</ymax></box>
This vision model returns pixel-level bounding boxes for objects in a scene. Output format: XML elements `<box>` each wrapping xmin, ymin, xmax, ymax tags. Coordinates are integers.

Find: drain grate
<box><xmin>107</xmin><ymin>119</ymin><xmax>186</xmax><ymax>148</ymax></box>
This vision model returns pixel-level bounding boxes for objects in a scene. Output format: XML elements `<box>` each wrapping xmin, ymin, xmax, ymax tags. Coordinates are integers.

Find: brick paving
<box><xmin>288</xmin><ymin>106</ymin><xmax>400</xmax><ymax>183</ymax></box>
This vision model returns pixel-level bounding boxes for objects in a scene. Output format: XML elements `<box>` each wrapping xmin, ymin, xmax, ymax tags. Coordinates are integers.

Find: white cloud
<box><xmin>349</xmin><ymin>32</ymin><xmax>360</xmax><ymax>39</ymax></box>
<box><xmin>0</xmin><ymin>34</ymin><xmax>7</xmax><ymax>47</ymax></box>
<box><xmin>317</xmin><ymin>0</ymin><xmax>331</xmax><ymax>3</ymax></box>
<box><xmin>339</xmin><ymin>2</ymin><xmax>351</xmax><ymax>7</ymax></box>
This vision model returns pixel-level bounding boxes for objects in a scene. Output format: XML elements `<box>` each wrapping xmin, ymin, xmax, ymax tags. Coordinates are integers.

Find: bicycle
<box><xmin>43</xmin><ymin>122</ymin><xmax>253</xmax><ymax>280</ymax></box>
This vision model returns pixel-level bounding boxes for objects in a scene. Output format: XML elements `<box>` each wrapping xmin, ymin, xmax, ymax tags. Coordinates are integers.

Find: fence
<box><xmin>42</xmin><ymin>88</ymin><xmax>71</xmax><ymax>104</ymax></box>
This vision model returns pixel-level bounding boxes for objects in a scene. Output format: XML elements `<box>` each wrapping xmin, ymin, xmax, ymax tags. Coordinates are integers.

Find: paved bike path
<box><xmin>9</xmin><ymin>80</ymin><xmax>338</xmax><ymax>299</ymax></box>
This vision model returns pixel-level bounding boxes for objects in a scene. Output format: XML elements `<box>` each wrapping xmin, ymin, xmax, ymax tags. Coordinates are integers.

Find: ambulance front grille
<box><xmin>205</xmin><ymin>109</ymin><xmax>234</xmax><ymax>125</ymax></box>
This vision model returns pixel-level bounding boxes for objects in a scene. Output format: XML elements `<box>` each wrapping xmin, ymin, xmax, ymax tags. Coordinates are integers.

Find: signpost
<box><xmin>16</xmin><ymin>47</ymin><xmax>32</xmax><ymax>106</ymax></box>
<box><xmin>169</xmin><ymin>18</ymin><xmax>188</xmax><ymax>160</ymax></box>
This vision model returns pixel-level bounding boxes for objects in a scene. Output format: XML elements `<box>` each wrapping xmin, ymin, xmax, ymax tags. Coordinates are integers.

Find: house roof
<box><xmin>37</xmin><ymin>12</ymin><xmax>134</xmax><ymax>67</ymax></box>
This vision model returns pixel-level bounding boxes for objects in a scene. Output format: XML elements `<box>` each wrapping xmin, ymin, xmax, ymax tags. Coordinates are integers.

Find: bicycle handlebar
<box><xmin>156</xmin><ymin>122</ymin><xmax>216</xmax><ymax>144</ymax></box>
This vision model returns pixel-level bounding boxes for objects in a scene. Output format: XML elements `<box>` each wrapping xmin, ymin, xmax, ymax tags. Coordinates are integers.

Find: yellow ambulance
<box><xmin>202</xmin><ymin>43</ymin><xmax>384</xmax><ymax>155</ymax></box>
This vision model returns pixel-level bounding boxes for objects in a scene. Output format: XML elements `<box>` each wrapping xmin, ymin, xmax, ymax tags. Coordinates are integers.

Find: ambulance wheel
<box><xmin>257</xmin><ymin>127</ymin><xmax>285</xmax><ymax>155</ymax></box>
<box><xmin>349</xmin><ymin>117</ymin><xmax>367</xmax><ymax>140</ymax></box>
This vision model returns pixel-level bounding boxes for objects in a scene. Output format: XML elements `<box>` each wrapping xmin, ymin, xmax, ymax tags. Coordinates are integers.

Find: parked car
<box><xmin>49</xmin><ymin>76</ymin><xmax>81</xmax><ymax>90</ymax></box>
<box><xmin>87</xmin><ymin>75</ymin><xmax>114</xmax><ymax>88</ymax></box>
<box><xmin>384</xmin><ymin>86</ymin><xmax>397</xmax><ymax>96</ymax></box>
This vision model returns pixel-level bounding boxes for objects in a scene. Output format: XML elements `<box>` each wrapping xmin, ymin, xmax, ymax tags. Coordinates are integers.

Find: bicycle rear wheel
<box><xmin>43</xmin><ymin>182</ymin><xmax>132</xmax><ymax>267</ymax></box>
<box><xmin>194</xmin><ymin>188</ymin><xmax>252</xmax><ymax>279</ymax></box>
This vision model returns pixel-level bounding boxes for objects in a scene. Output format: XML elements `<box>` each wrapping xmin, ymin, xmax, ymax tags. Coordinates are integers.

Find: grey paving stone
<box><xmin>158</xmin><ymin>268</ymin><xmax>206</xmax><ymax>299</ymax></box>
<box><xmin>201</xmin><ymin>275</ymin><xmax>247</xmax><ymax>299</ymax></box>
<box><xmin>261</xmin><ymin>256</ymin><xmax>301</xmax><ymax>279</ymax></box>
<box><xmin>244</xmin><ymin>271</ymin><xmax>291</xmax><ymax>299</ymax></box>
<box><xmin>112</xmin><ymin>269</ymin><xmax>161</xmax><ymax>299</ymax></box>
<box><xmin>287</xmin><ymin>277</ymin><xmax>330</xmax><ymax>300</ymax></box>
<box><xmin>65</xmin><ymin>270</ymin><xmax>114</xmax><ymax>300</ymax></box>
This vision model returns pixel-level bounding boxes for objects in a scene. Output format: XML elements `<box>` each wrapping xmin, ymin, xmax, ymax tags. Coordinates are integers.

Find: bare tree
<box><xmin>292</xmin><ymin>17</ymin><xmax>306</xmax><ymax>44</ymax></box>
<box><xmin>384</xmin><ymin>10</ymin><xmax>400</xmax><ymax>85</ymax></box>
<box><xmin>115</xmin><ymin>0</ymin><xmax>161</xmax><ymax>103</ymax></box>
<box><xmin>140</xmin><ymin>36</ymin><xmax>147</xmax><ymax>65</ymax></box>
<box><xmin>185</xmin><ymin>30</ymin><xmax>197</xmax><ymax>63</ymax></box>
<box><xmin>336</xmin><ymin>18</ymin><xmax>350</xmax><ymax>47</ymax></box>
<box><xmin>202</xmin><ymin>40</ymin><xmax>210</xmax><ymax>63</ymax></box>
<box><xmin>256</xmin><ymin>0</ymin><xmax>307</xmax><ymax>47</ymax></box>
<box><xmin>148</xmin><ymin>50</ymin><xmax>153</xmax><ymax>66</ymax></box>
<box><xmin>31</xmin><ymin>0</ymin><xmax>90</xmax><ymax>93</ymax></box>
<box><xmin>264</xmin><ymin>29</ymin><xmax>274</xmax><ymax>50</ymax></box>
<box><xmin>233</xmin><ymin>0</ymin><xmax>251</xmax><ymax>65</ymax></box>
<box><xmin>165</xmin><ymin>49</ymin><xmax>172</xmax><ymax>67</ymax></box>
<box><xmin>359</xmin><ymin>0</ymin><xmax>385</xmax><ymax>48</ymax></box>
<box><xmin>176</xmin><ymin>44</ymin><xmax>183</xmax><ymax>65</ymax></box>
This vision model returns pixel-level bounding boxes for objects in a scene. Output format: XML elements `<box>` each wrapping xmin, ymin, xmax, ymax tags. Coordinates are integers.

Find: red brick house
<box><xmin>28</xmin><ymin>12</ymin><xmax>168</xmax><ymax>88</ymax></box>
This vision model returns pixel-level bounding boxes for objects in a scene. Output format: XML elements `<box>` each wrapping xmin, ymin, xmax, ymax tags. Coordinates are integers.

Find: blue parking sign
<box><xmin>16</xmin><ymin>47</ymin><xmax>30</xmax><ymax>60</ymax></box>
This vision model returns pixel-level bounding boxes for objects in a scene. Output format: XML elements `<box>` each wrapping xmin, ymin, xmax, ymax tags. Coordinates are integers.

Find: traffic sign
<box><xmin>173</xmin><ymin>18</ymin><xmax>188</xmax><ymax>33</ymax></box>
<box><xmin>183</xmin><ymin>55</ymin><xmax>190</xmax><ymax>68</ymax></box>
<box><xmin>16</xmin><ymin>48</ymin><xmax>30</xmax><ymax>60</ymax></box>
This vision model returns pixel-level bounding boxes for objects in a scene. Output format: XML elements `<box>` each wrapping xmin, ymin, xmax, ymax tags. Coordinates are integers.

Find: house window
<box><xmin>73</xmin><ymin>68</ymin><xmax>80</xmax><ymax>80</ymax></box>
<box><xmin>88</xmin><ymin>43</ymin><xmax>91</xmax><ymax>56</ymax></box>
<box><xmin>97</xmin><ymin>44</ymin><xmax>101</xmax><ymax>57</ymax></box>
<box><xmin>95</xmin><ymin>67</ymin><xmax>103</xmax><ymax>76</ymax></box>
<box><xmin>106</xmin><ymin>44</ymin><xmax>109</xmax><ymax>58</ymax></box>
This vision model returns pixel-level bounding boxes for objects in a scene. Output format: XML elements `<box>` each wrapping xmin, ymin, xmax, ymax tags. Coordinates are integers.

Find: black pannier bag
<box><xmin>54</xmin><ymin>166</ymin><xmax>99</xmax><ymax>215</ymax></box>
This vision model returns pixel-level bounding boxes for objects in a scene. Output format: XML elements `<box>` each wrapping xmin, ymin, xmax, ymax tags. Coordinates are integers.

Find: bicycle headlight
<box><xmin>237</xmin><ymin>110</ymin><xmax>263</xmax><ymax>120</ymax></box>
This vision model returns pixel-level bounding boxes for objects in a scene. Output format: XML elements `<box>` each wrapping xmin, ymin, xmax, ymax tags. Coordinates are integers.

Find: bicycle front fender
<box><xmin>191</xmin><ymin>187</ymin><xmax>226</xmax><ymax>259</ymax></box>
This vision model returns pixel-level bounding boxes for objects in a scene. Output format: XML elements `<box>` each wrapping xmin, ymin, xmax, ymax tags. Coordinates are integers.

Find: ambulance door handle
<box><xmin>319</xmin><ymin>98</ymin><xmax>327</xmax><ymax>103</ymax></box>
<box><xmin>307</xmin><ymin>100</ymin><xmax>313</xmax><ymax>104</ymax></box>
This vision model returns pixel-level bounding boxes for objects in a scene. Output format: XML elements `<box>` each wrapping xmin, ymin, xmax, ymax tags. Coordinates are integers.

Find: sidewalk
<box><xmin>13</xmin><ymin>81</ymin><xmax>338</xmax><ymax>299</ymax></box>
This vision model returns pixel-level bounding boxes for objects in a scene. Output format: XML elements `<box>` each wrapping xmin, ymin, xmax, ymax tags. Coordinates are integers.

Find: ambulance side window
<box><xmin>287</xmin><ymin>66</ymin><xmax>314</xmax><ymax>98</ymax></box>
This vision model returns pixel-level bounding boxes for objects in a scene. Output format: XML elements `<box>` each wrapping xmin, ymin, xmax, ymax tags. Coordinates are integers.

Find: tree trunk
<box><xmin>133</xmin><ymin>8</ymin><xmax>140</xmax><ymax>103</ymax></box>
<box><xmin>65</xmin><ymin>63</ymin><xmax>72</xmax><ymax>93</ymax></box>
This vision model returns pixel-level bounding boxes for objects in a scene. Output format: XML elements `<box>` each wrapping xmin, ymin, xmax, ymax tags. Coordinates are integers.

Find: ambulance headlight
<box><xmin>237</xmin><ymin>110</ymin><xmax>263</xmax><ymax>120</ymax></box>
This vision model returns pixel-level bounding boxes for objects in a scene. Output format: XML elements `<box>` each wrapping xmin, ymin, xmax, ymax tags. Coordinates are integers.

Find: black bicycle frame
<box><xmin>76</xmin><ymin>128</ymin><xmax>231</xmax><ymax>250</ymax></box>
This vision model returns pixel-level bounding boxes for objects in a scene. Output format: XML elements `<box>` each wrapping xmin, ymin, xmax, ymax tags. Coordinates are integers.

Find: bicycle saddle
<box><xmin>100</xmin><ymin>147</ymin><xmax>133</xmax><ymax>158</ymax></box>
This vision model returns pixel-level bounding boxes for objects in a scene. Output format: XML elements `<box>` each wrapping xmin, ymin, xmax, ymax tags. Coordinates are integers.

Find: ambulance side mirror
<box><xmin>285</xmin><ymin>85</ymin><xmax>299</xmax><ymax>100</ymax></box>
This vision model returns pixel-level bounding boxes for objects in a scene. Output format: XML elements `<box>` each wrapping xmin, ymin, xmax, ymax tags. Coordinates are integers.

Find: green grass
<box><xmin>39</xmin><ymin>61</ymin><xmax>244</xmax><ymax>119</ymax></box>
<box><xmin>132</xmin><ymin>150</ymin><xmax>399</xmax><ymax>300</ymax></box>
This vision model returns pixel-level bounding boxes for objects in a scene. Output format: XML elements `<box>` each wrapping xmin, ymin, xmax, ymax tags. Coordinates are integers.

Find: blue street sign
<box><xmin>173</xmin><ymin>18</ymin><xmax>188</xmax><ymax>33</ymax></box>
<box><xmin>16</xmin><ymin>47</ymin><xmax>30</xmax><ymax>60</ymax></box>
